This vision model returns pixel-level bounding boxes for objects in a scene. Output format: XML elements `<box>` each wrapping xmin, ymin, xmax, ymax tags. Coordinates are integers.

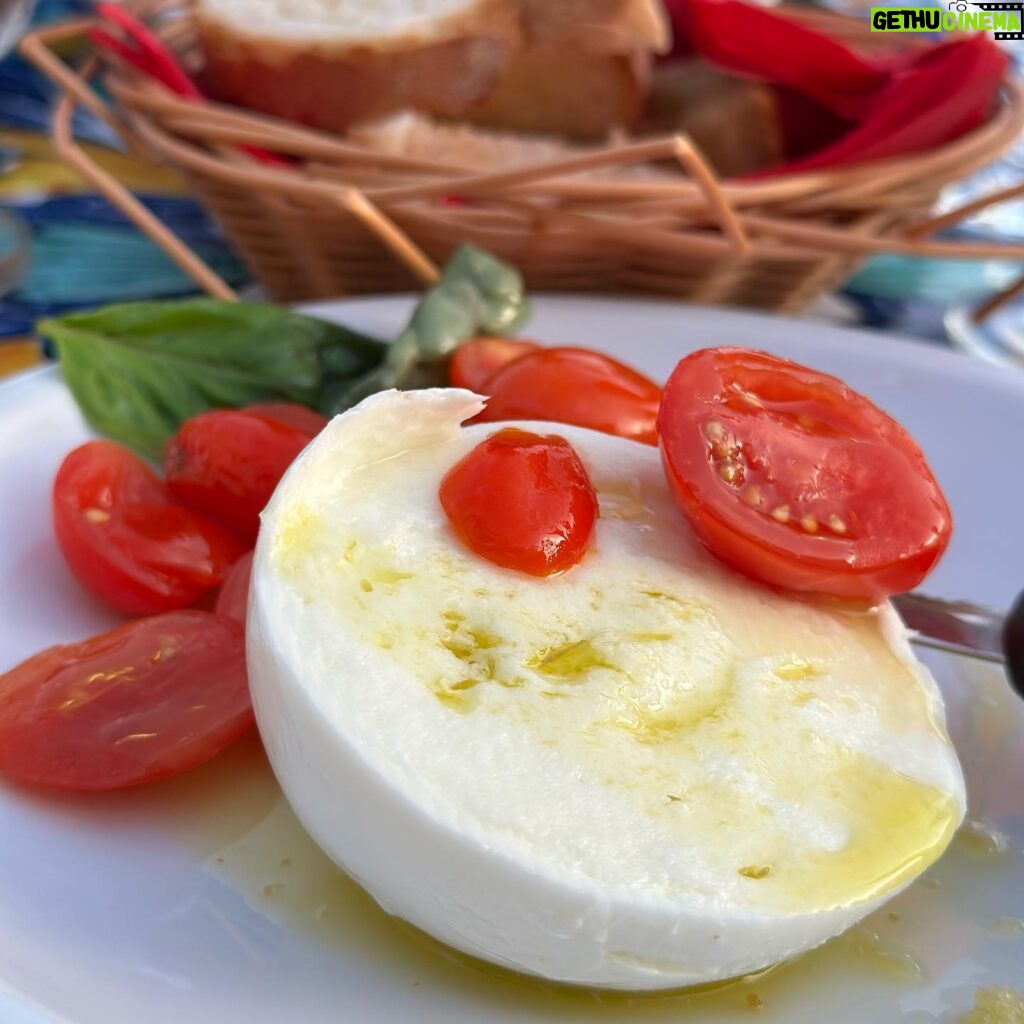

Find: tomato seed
<box><xmin>828</xmin><ymin>514</ymin><xmax>848</xmax><ymax>535</ymax></box>
<box><xmin>705</xmin><ymin>421</ymin><xmax>726</xmax><ymax>443</ymax></box>
<box><xmin>718</xmin><ymin>462</ymin><xmax>743</xmax><ymax>485</ymax></box>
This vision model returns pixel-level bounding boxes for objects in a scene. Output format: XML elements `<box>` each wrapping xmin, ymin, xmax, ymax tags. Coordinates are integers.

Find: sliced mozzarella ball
<box><xmin>248</xmin><ymin>389</ymin><xmax>965</xmax><ymax>991</ymax></box>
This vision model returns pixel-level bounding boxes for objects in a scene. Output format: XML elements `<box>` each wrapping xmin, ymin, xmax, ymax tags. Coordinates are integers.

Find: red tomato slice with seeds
<box><xmin>439</xmin><ymin>428</ymin><xmax>598</xmax><ymax>577</ymax></box>
<box><xmin>449</xmin><ymin>337</ymin><xmax>540</xmax><ymax>391</ymax></box>
<box><xmin>53</xmin><ymin>441</ymin><xmax>244</xmax><ymax>616</ymax></box>
<box><xmin>657</xmin><ymin>347</ymin><xmax>952</xmax><ymax>601</ymax></box>
<box><xmin>165</xmin><ymin>410</ymin><xmax>312</xmax><ymax>545</ymax></box>
<box><xmin>0</xmin><ymin>611</ymin><xmax>252</xmax><ymax>790</ymax></box>
<box><xmin>474</xmin><ymin>347</ymin><xmax>662</xmax><ymax>445</ymax></box>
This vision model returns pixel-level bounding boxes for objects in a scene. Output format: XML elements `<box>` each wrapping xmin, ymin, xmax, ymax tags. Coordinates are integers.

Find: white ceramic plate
<box><xmin>0</xmin><ymin>297</ymin><xmax>1021</xmax><ymax>1024</ymax></box>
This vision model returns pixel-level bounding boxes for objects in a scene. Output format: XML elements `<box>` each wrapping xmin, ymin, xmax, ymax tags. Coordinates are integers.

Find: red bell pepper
<box><xmin>661</xmin><ymin>0</ymin><xmax>1009</xmax><ymax>174</ymax></box>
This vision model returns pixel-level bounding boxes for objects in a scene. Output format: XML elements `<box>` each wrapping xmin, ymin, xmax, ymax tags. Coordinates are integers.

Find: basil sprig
<box><xmin>38</xmin><ymin>245</ymin><xmax>528</xmax><ymax>460</ymax></box>
<box><xmin>326</xmin><ymin>244</ymin><xmax>530</xmax><ymax>411</ymax></box>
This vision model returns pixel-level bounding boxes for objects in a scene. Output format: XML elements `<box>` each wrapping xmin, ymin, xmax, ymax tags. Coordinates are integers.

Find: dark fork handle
<box><xmin>1003</xmin><ymin>590</ymin><xmax>1024</xmax><ymax>699</ymax></box>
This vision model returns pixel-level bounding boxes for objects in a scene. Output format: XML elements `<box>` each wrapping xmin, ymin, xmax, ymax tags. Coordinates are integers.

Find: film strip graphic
<box><xmin>970</xmin><ymin>0</ymin><xmax>1023</xmax><ymax>38</ymax></box>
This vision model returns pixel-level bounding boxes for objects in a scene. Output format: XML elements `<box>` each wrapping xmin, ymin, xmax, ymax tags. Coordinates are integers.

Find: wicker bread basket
<box><xmin>20</xmin><ymin>2</ymin><xmax>1024</xmax><ymax>313</ymax></box>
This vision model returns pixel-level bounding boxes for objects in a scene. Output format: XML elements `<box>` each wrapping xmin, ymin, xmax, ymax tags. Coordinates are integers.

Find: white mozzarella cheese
<box><xmin>247</xmin><ymin>388</ymin><xmax>965</xmax><ymax>990</ymax></box>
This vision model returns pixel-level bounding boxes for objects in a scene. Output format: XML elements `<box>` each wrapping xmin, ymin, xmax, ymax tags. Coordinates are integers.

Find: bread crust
<box><xmin>462</xmin><ymin>49</ymin><xmax>650</xmax><ymax>141</ymax></box>
<box><xmin>194</xmin><ymin>0</ymin><xmax>522</xmax><ymax>59</ymax></box>
<box><xmin>195</xmin><ymin>0</ymin><xmax>667</xmax><ymax>136</ymax></box>
<box><xmin>199</xmin><ymin>30</ymin><xmax>516</xmax><ymax>133</ymax></box>
<box><xmin>520</xmin><ymin>0</ymin><xmax>669</xmax><ymax>54</ymax></box>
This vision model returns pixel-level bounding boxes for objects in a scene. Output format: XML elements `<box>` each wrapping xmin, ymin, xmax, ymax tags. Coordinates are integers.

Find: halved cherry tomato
<box><xmin>657</xmin><ymin>348</ymin><xmax>952</xmax><ymax>601</ymax></box>
<box><xmin>215</xmin><ymin>551</ymin><xmax>253</xmax><ymax>626</ymax></box>
<box><xmin>439</xmin><ymin>428</ymin><xmax>598</xmax><ymax>577</ymax></box>
<box><xmin>474</xmin><ymin>347</ymin><xmax>662</xmax><ymax>445</ymax></box>
<box><xmin>0</xmin><ymin>611</ymin><xmax>252</xmax><ymax>790</ymax></box>
<box><xmin>449</xmin><ymin>337</ymin><xmax>540</xmax><ymax>391</ymax></box>
<box><xmin>53</xmin><ymin>441</ymin><xmax>245</xmax><ymax>616</ymax></box>
<box><xmin>165</xmin><ymin>410</ymin><xmax>311</xmax><ymax>545</ymax></box>
<box><xmin>245</xmin><ymin>402</ymin><xmax>328</xmax><ymax>438</ymax></box>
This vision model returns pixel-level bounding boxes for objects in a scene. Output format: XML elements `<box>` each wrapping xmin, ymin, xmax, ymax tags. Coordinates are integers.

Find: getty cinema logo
<box><xmin>871</xmin><ymin>1</ymin><xmax>1023</xmax><ymax>37</ymax></box>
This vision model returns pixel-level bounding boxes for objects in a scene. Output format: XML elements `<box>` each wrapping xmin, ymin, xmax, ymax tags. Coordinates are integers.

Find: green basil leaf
<box><xmin>38</xmin><ymin>247</ymin><xmax>528</xmax><ymax>459</ymax></box>
<box><xmin>39</xmin><ymin>299</ymin><xmax>386</xmax><ymax>460</ymax></box>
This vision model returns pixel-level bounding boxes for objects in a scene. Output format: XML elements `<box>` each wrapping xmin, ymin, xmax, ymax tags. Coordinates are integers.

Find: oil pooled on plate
<box><xmin>189</xmin><ymin>657</ymin><xmax>1023</xmax><ymax>1023</ymax></box>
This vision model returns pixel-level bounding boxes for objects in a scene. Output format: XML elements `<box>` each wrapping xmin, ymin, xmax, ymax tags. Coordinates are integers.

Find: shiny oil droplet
<box><xmin>841</xmin><ymin>927</ymin><xmax>927</xmax><ymax>983</ymax></box>
<box><xmin>956</xmin><ymin>986</ymin><xmax>1024</xmax><ymax>1024</ymax></box>
<box><xmin>595</xmin><ymin>479</ymin><xmax>655</xmax><ymax>523</ymax></box>
<box><xmin>956</xmin><ymin>820</ymin><xmax>1011</xmax><ymax>859</ymax></box>
<box><xmin>986</xmin><ymin>918</ymin><xmax>1024</xmax><ymax>940</ymax></box>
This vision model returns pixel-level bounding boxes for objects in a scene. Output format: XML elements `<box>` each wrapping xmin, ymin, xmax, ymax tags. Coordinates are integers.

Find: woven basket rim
<box><xmin>19</xmin><ymin>2</ymin><xmax>1024</xmax><ymax>314</ymax></box>
<box><xmin>110</xmin><ymin>74</ymin><xmax>1023</xmax><ymax>204</ymax></box>
<box><xmin>90</xmin><ymin>0</ymin><xmax>1024</xmax><ymax>205</ymax></box>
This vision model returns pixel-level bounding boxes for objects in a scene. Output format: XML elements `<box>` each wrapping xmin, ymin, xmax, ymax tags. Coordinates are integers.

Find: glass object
<box><xmin>942</xmin><ymin>45</ymin><xmax>1024</xmax><ymax>367</ymax></box>
<box><xmin>0</xmin><ymin>0</ymin><xmax>36</xmax><ymax>58</ymax></box>
<box><xmin>0</xmin><ymin>0</ymin><xmax>38</xmax><ymax>299</ymax></box>
<box><xmin>945</xmin><ymin>295</ymin><xmax>1024</xmax><ymax>369</ymax></box>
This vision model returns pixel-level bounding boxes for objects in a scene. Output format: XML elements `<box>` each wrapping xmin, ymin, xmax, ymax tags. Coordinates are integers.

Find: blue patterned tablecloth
<box><xmin>0</xmin><ymin>0</ymin><xmax>249</xmax><ymax>369</ymax></box>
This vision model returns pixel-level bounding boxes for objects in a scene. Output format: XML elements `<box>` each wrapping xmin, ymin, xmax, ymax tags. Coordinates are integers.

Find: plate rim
<box><xmin>8</xmin><ymin>295</ymin><xmax>1024</xmax><ymax>399</ymax></box>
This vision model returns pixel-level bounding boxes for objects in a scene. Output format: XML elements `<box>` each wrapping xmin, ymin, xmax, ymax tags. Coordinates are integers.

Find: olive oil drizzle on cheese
<box><xmin>272</xmin><ymin>506</ymin><xmax>959</xmax><ymax>917</ymax></box>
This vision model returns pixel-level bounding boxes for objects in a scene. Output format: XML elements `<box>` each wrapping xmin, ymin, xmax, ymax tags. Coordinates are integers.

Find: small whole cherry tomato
<box><xmin>449</xmin><ymin>337</ymin><xmax>540</xmax><ymax>392</ymax></box>
<box><xmin>657</xmin><ymin>347</ymin><xmax>953</xmax><ymax>601</ymax></box>
<box><xmin>474</xmin><ymin>347</ymin><xmax>662</xmax><ymax>445</ymax></box>
<box><xmin>439</xmin><ymin>427</ymin><xmax>598</xmax><ymax>577</ymax></box>
<box><xmin>165</xmin><ymin>410</ymin><xmax>312</xmax><ymax>545</ymax></box>
<box><xmin>53</xmin><ymin>441</ymin><xmax>244</xmax><ymax>616</ymax></box>
<box><xmin>244</xmin><ymin>402</ymin><xmax>328</xmax><ymax>438</ymax></box>
<box><xmin>0</xmin><ymin>611</ymin><xmax>253</xmax><ymax>790</ymax></box>
<box><xmin>215</xmin><ymin>550</ymin><xmax>253</xmax><ymax>626</ymax></box>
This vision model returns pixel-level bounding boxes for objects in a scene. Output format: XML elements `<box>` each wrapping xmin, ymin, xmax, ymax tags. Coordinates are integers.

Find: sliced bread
<box><xmin>196</xmin><ymin>0</ymin><xmax>669</xmax><ymax>138</ymax></box>
<box><xmin>349</xmin><ymin>110</ymin><xmax>675</xmax><ymax>180</ymax></box>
